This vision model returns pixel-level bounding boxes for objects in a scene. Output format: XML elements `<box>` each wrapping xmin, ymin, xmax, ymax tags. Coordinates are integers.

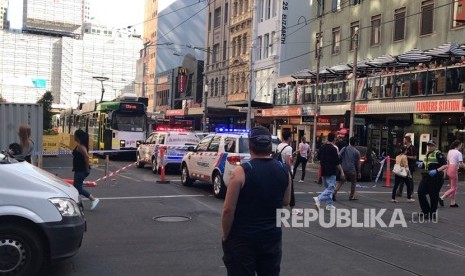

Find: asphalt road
<box><xmin>41</xmin><ymin>156</ymin><xmax>465</xmax><ymax>276</ymax></box>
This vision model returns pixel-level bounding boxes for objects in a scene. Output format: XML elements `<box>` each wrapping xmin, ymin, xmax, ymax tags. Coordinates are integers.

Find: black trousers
<box><xmin>290</xmin><ymin>179</ymin><xmax>295</xmax><ymax>207</ymax></box>
<box><xmin>393</xmin><ymin>175</ymin><xmax>413</xmax><ymax>199</ymax></box>
<box><xmin>222</xmin><ymin>237</ymin><xmax>282</xmax><ymax>276</ymax></box>
<box><xmin>398</xmin><ymin>166</ymin><xmax>415</xmax><ymax>194</ymax></box>
<box><xmin>418</xmin><ymin>173</ymin><xmax>444</xmax><ymax>215</ymax></box>
<box><xmin>292</xmin><ymin>155</ymin><xmax>308</xmax><ymax>181</ymax></box>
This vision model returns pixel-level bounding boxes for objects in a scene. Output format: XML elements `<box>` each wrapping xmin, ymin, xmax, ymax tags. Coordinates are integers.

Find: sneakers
<box><xmin>391</xmin><ymin>199</ymin><xmax>398</xmax><ymax>203</ymax></box>
<box><xmin>313</xmin><ymin>197</ymin><xmax>321</xmax><ymax>210</ymax></box>
<box><xmin>407</xmin><ymin>198</ymin><xmax>415</xmax><ymax>203</ymax></box>
<box><xmin>438</xmin><ymin>198</ymin><xmax>444</xmax><ymax>207</ymax></box>
<box><xmin>298</xmin><ymin>180</ymin><xmax>304</xmax><ymax>183</ymax></box>
<box><xmin>90</xmin><ymin>198</ymin><xmax>100</xmax><ymax>210</ymax></box>
<box><xmin>325</xmin><ymin>205</ymin><xmax>336</xmax><ymax>210</ymax></box>
<box><xmin>292</xmin><ymin>208</ymin><xmax>303</xmax><ymax>215</ymax></box>
<box><xmin>450</xmin><ymin>203</ymin><xmax>459</xmax><ymax>208</ymax></box>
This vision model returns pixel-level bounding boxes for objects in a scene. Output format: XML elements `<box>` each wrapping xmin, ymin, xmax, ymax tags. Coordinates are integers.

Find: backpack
<box><xmin>273</xmin><ymin>144</ymin><xmax>290</xmax><ymax>164</ymax></box>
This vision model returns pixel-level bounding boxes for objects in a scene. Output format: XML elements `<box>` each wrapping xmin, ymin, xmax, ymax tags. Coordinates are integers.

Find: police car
<box><xmin>180</xmin><ymin>129</ymin><xmax>251</xmax><ymax>198</ymax></box>
<box><xmin>136</xmin><ymin>130</ymin><xmax>200</xmax><ymax>173</ymax></box>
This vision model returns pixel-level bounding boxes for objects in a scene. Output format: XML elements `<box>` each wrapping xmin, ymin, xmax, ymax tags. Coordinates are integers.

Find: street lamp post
<box><xmin>203</xmin><ymin>83</ymin><xmax>208</xmax><ymax>132</ymax></box>
<box><xmin>93</xmin><ymin>76</ymin><xmax>109</xmax><ymax>102</ymax></box>
<box><xmin>311</xmin><ymin>18</ymin><xmax>323</xmax><ymax>160</ymax></box>
<box><xmin>349</xmin><ymin>28</ymin><xmax>359</xmax><ymax>138</ymax></box>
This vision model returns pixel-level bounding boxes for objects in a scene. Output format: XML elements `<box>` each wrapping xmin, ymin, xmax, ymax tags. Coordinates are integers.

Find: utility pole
<box><xmin>311</xmin><ymin>18</ymin><xmax>322</xmax><ymax>159</ymax></box>
<box><xmin>349</xmin><ymin>27</ymin><xmax>359</xmax><ymax>138</ymax></box>
<box><xmin>246</xmin><ymin>41</ymin><xmax>254</xmax><ymax>130</ymax></box>
<box><xmin>203</xmin><ymin>81</ymin><xmax>208</xmax><ymax>132</ymax></box>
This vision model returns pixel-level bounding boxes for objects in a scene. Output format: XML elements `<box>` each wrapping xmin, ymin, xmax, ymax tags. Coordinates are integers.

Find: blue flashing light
<box><xmin>215</xmin><ymin>128</ymin><xmax>249</xmax><ymax>133</ymax></box>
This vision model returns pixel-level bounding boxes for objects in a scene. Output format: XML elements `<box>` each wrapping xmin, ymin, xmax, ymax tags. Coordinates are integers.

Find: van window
<box><xmin>224</xmin><ymin>137</ymin><xmax>236</xmax><ymax>153</ymax></box>
<box><xmin>166</xmin><ymin>132</ymin><xmax>200</xmax><ymax>146</ymax></box>
<box><xmin>158</xmin><ymin>135</ymin><xmax>166</xmax><ymax>145</ymax></box>
<box><xmin>239</xmin><ymin>137</ymin><xmax>250</xmax><ymax>153</ymax></box>
<box><xmin>197</xmin><ymin>136</ymin><xmax>213</xmax><ymax>152</ymax></box>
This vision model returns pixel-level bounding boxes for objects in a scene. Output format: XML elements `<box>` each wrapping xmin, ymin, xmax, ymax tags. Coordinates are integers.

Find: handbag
<box><xmin>392</xmin><ymin>164</ymin><xmax>407</xmax><ymax>177</ymax></box>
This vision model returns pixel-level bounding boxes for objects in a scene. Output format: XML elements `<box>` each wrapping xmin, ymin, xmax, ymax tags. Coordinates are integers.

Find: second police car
<box><xmin>181</xmin><ymin>129</ymin><xmax>259</xmax><ymax>198</ymax></box>
<box><xmin>136</xmin><ymin>129</ymin><xmax>200</xmax><ymax>173</ymax></box>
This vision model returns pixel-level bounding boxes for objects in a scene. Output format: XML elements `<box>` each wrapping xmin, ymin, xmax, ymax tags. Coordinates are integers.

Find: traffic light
<box><xmin>344</xmin><ymin>110</ymin><xmax>351</xmax><ymax>128</ymax></box>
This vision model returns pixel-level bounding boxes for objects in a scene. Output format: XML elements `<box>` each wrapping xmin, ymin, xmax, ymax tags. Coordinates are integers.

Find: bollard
<box><xmin>156</xmin><ymin>147</ymin><xmax>170</xmax><ymax>184</ymax></box>
<box><xmin>104</xmin><ymin>154</ymin><xmax>109</xmax><ymax>182</ymax></box>
<box><xmin>384</xmin><ymin>156</ymin><xmax>391</xmax><ymax>188</ymax></box>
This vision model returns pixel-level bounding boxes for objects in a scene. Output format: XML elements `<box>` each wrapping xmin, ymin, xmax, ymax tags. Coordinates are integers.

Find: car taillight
<box><xmin>360</xmin><ymin>157</ymin><xmax>367</xmax><ymax>163</ymax></box>
<box><xmin>227</xmin><ymin>156</ymin><xmax>241</xmax><ymax>165</ymax></box>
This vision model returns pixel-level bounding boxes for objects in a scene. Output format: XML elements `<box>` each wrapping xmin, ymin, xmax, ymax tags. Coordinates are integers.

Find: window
<box><xmin>264</xmin><ymin>33</ymin><xmax>270</xmax><ymax>58</ymax></box>
<box><xmin>214</xmin><ymin>7</ymin><xmax>221</xmax><ymax>28</ymax></box>
<box><xmin>223</xmin><ymin>41</ymin><xmax>227</xmax><ymax>61</ymax></box>
<box><xmin>352</xmin><ymin>0</ymin><xmax>363</xmax><ymax>5</ymax></box>
<box><xmin>221</xmin><ymin>77</ymin><xmax>226</xmax><ymax>95</ymax></box>
<box><xmin>243</xmin><ymin>34</ymin><xmax>247</xmax><ymax>55</ymax></box>
<box><xmin>371</xmin><ymin>15</ymin><xmax>381</xmax><ymax>46</ymax></box>
<box><xmin>237</xmin><ymin>36</ymin><xmax>242</xmax><ymax>56</ymax></box>
<box><xmin>241</xmin><ymin>73</ymin><xmax>246</xmax><ymax>92</ymax></box>
<box><xmin>420</xmin><ymin>0</ymin><xmax>434</xmax><ymax>35</ymax></box>
<box><xmin>213</xmin><ymin>44</ymin><xmax>220</xmax><ymax>63</ymax></box>
<box><xmin>317</xmin><ymin>0</ymin><xmax>325</xmax><ymax>17</ymax></box>
<box><xmin>257</xmin><ymin>36</ymin><xmax>263</xmax><ymax>60</ymax></box>
<box><xmin>259</xmin><ymin>0</ymin><xmax>264</xmax><ymax>21</ymax></box>
<box><xmin>207</xmin><ymin>136</ymin><xmax>221</xmax><ymax>152</ymax></box>
<box><xmin>452</xmin><ymin>1</ymin><xmax>464</xmax><ymax>28</ymax></box>
<box><xmin>210</xmin><ymin>78</ymin><xmax>214</xmax><ymax>96</ymax></box>
<box><xmin>233</xmin><ymin>1</ymin><xmax>238</xmax><ymax>16</ymax></box>
<box><xmin>394</xmin><ymin>8</ymin><xmax>406</xmax><ymax>41</ymax></box>
<box><xmin>225</xmin><ymin>2</ymin><xmax>229</xmax><ymax>23</ymax></box>
<box><xmin>314</xmin><ymin>32</ymin><xmax>323</xmax><ymax>58</ymax></box>
<box><xmin>208</xmin><ymin>12</ymin><xmax>212</xmax><ymax>31</ymax></box>
<box><xmin>350</xmin><ymin>21</ymin><xmax>359</xmax><ymax>50</ymax></box>
<box><xmin>239</xmin><ymin>0</ymin><xmax>243</xmax><ymax>14</ymax></box>
<box><xmin>215</xmin><ymin>78</ymin><xmax>219</xmax><ymax>96</ymax></box>
<box><xmin>266</xmin><ymin>0</ymin><xmax>271</xmax><ymax>19</ymax></box>
<box><xmin>197</xmin><ymin>136</ymin><xmax>213</xmax><ymax>152</ymax></box>
<box><xmin>332</xmin><ymin>27</ymin><xmax>341</xmax><ymax>54</ymax></box>
<box><xmin>232</xmin><ymin>38</ymin><xmax>236</xmax><ymax>57</ymax></box>
<box><xmin>224</xmin><ymin>137</ymin><xmax>236</xmax><ymax>153</ymax></box>
<box><xmin>272</xmin><ymin>0</ymin><xmax>277</xmax><ymax>17</ymax></box>
<box><xmin>270</xmin><ymin>31</ymin><xmax>276</xmax><ymax>55</ymax></box>
<box><xmin>332</xmin><ymin>0</ymin><xmax>341</xmax><ymax>12</ymax></box>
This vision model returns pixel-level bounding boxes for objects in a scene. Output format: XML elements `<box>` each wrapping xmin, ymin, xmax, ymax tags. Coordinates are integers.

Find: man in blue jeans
<box><xmin>313</xmin><ymin>132</ymin><xmax>345</xmax><ymax>210</ymax></box>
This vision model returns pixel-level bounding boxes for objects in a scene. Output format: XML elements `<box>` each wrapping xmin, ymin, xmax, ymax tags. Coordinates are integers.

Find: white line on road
<box><xmin>86</xmin><ymin>194</ymin><xmax>206</xmax><ymax>200</ymax></box>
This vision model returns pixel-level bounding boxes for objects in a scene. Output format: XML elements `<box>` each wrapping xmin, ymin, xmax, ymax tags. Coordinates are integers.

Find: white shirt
<box><xmin>447</xmin><ymin>149</ymin><xmax>463</xmax><ymax>166</ymax></box>
<box><xmin>299</xmin><ymin>142</ymin><xmax>310</xmax><ymax>159</ymax></box>
<box><xmin>277</xmin><ymin>142</ymin><xmax>293</xmax><ymax>172</ymax></box>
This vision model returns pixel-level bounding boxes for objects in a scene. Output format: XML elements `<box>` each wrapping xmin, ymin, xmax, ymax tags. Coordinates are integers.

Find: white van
<box><xmin>0</xmin><ymin>152</ymin><xmax>86</xmax><ymax>275</ymax></box>
<box><xmin>136</xmin><ymin>131</ymin><xmax>200</xmax><ymax>173</ymax></box>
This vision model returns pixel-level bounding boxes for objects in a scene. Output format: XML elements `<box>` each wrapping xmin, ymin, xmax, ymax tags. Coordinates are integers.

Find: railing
<box><xmin>273</xmin><ymin>65</ymin><xmax>465</xmax><ymax>106</ymax></box>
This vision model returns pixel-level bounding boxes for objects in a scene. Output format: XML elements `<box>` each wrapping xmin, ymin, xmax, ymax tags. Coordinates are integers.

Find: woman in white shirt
<box><xmin>292</xmin><ymin>136</ymin><xmax>311</xmax><ymax>183</ymax></box>
<box><xmin>440</xmin><ymin>140</ymin><xmax>464</xmax><ymax>207</ymax></box>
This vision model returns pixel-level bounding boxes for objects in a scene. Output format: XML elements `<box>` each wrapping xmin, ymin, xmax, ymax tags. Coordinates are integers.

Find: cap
<box><xmin>427</xmin><ymin>140</ymin><xmax>436</xmax><ymax>146</ymax></box>
<box><xmin>249</xmin><ymin>126</ymin><xmax>271</xmax><ymax>146</ymax></box>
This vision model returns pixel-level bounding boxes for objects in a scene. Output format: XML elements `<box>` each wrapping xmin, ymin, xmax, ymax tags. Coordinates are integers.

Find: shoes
<box><xmin>91</xmin><ymin>198</ymin><xmax>100</xmax><ymax>210</ymax></box>
<box><xmin>298</xmin><ymin>180</ymin><xmax>304</xmax><ymax>183</ymax></box>
<box><xmin>325</xmin><ymin>205</ymin><xmax>336</xmax><ymax>210</ymax></box>
<box><xmin>450</xmin><ymin>204</ymin><xmax>459</xmax><ymax>208</ymax></box>
<box><xmin>407</xmin><ymin>198</ymin><xmax>415</xmax><ymax>203</ymax></box>
<box><xmin>349</xmin><ymin>196</ymin><xmax>358</xmax><ymax>201</ymax></box>
<box><xmin>391</xmin><ymin>199</ymin><xmax>398</xmax><ymax>203</ymax></box>
<box><xmin>313</xmin><ymin>197</ymin><xmax>321</xmax><ymax>211</ymax></box>
<box><xmin>439</xmin><ymin>198</ymin><xmax>444</xmax><ymax>207</ymax></box>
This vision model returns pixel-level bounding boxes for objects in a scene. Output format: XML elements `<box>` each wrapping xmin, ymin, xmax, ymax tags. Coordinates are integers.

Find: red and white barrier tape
<box><xmin>93</xmin><ymin>161</ymin><xmax>137</xmax><ymax>183</ymax></box>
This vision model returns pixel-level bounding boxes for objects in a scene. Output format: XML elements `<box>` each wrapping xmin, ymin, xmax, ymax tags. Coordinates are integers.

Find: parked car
<box><xmin>136</xmin><ymin>131</ymin><xmax>200</xmax><ymax>173</ymax></box>
<box><xmin>181</xmin><ymin>133</ymin><xmax>251</xmax><ymax>198</ymax></box>
<box><xmin>0</xmin><ymin>152</ymin><xmax>86</xmax><ymax>275</ymax></box>
<box><xmin>356</xmin><ymin>146</ymin><xmax>383</xmax><ymax>181</ymax></box>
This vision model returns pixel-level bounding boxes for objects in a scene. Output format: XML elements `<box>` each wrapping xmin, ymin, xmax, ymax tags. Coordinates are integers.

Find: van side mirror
<box><xmin>187</xmin><ymin>146</ymin><xmax>196</xmax><ymax>152</ymax></box>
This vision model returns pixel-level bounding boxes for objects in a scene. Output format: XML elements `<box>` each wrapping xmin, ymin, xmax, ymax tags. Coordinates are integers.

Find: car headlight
<box><xmin>120</xmin><ymin>140</ymin><xmax>126</xmax><ymax>147</ymax></box>
<box><xmin>49</xmin><ymin>198</ymin><xmax>82</xmax><ymax>217</ymax></box>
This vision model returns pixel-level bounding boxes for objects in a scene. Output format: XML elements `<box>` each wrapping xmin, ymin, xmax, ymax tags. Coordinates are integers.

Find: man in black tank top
<box><xmin>222</xmin><ymin>126</ymin><xmax>291</xmax><ymax>276</ymax></box>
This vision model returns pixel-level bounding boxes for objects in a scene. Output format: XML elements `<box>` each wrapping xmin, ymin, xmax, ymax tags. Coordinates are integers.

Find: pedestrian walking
<box><xmin>221</xmin><ymin>126</ymin><xmax>291</xmax><ymax>276</ymax></box>
<box><xmin>391</xmin><ymin>146</ymin><xmax>414</xmax><ymax>203</ymax></box>
<box><xmin>73</xmin><ymin>129</ymin><xmax>99</xmax><ymax>210</ymax></box>
<box><xmin>397</xmin><ymin>135</ymin><xmax>417</xmax><ymax>197</ymax></box>
<box><xmin>276</xmin><ymin>130</ymin><xmax>295</xmax><ymax>208</ymax></box>
<box><xmin>17</xmin><ymin>124</ymin><xmax>35</xmax><ymax>164</ymax></box>
<box><xmin>334</xmin><ymin>137</ymin><xmax>361</xmax><ymax>201</ymax></box>
<box><xmin>313</xmin><ymin>132</ymin><xmax>344</xmax><ymax>210</ymax></box>
<box><xmin>417</xmin><ymin>140</ymin><xmax>447</xmax><ymax>219</ymax></box>
<box><xmin>439</xmin><ymin>140</ymin><xmax>464</xmax><ymax>208</ymax></box>
<box><xmin>293</xmin><ymin>136</ymin><xmax>310</xmax><ymax>183</ymax></box>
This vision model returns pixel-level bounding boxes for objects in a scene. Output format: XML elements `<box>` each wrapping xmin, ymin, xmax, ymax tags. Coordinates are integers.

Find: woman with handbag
<box><xmin>392</xmin><ymin>146</ymin><xmax>415</xmax><ymax>203</ymax></box>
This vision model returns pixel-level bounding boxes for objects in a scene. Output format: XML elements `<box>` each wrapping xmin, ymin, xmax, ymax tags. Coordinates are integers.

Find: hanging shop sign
<box><xmin>166</xmin><ymin>109</ymin><xmax>186</xmax><ymax>116</ymax></box>
<box><xmin>262</xmin><ymin>107</ymin><xmax>302</xmax><ymax>117</ymax></box>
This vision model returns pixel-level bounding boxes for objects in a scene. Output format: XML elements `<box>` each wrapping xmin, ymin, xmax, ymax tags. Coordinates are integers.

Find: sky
<box><xmin>90</xmin><ymin>0</ymin><xmax>177</xmax><ymax>34</ymax></box>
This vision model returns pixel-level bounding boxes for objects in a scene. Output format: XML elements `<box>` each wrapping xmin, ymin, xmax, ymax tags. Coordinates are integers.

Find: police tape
<box><xmin>92</xmin><ymin>161</ymin><xmax>137</xmax><ymax>183</ymax></box>
<box><xmin>37</xmin><ymin>145</ymin><xmax>194</xmax><ymax>156</ymax></box>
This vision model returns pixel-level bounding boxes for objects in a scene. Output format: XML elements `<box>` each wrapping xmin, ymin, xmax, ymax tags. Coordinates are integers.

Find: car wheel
<box><xmin>136</xmin><ymin>153</ymin><xmax>144</xmax><ymax>168</ymax></box>
<box><xmin>0</xmin><ymin>223</ymin><xmax>46</xmax><ymax>276</ymax></box>
<box><xmin>152</xmin><ymin>158</ymin><xmax>159</xmax><ymax>174</ymax></box>
<box><xmin>181</xmin><ymin>164</ymin><xmax>194</xmax><ymax>186</ymax></box>
<box><xmin>213</xmin><ymin>172</ymin><xmax>226</xmax><ymax>199</ymax></box>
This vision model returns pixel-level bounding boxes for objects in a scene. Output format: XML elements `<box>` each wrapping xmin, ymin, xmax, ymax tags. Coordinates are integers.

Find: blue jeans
<box><xmin>319</xmin><ymin>175</ymin><xmax>336</xmax><ymax>206</ymax></box>
<box><xmin>74</xmin><ymin>171</ymin><xmax>91</xmax><ymax>198</ymax></box>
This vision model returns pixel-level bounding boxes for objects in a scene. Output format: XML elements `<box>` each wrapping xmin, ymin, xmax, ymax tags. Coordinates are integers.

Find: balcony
<box><xmin>231</xmin><ymin>11</ymin><xmax>252</xmax><ymax>26</ymax></box>
<box><xmin>274</xmin><ymin>65</ymin><xmax>465</xmax><ymax>106</ymax></box>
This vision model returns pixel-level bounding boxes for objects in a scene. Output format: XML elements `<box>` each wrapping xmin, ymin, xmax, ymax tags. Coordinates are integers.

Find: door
<box><xmin>419</xmin><ymin>133</ymin><xmax>431</xmax><ymax>162</ymax></box>
<box><xmin>190</xmin><ymin>135</ymin><xmax>213</xmax><ymax>177</ymax></box>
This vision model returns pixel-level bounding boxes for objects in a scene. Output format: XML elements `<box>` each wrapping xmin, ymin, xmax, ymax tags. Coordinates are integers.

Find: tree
<box><xmin>37</xmin><ymin>91</ymin><xmax>54</xmax><ymax>130</ymax></box>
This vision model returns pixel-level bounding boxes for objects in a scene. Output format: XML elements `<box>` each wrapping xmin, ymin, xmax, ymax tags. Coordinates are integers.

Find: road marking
<box><xmin>84</xmin><ymin>194</ymin><xmax>206</xmax><ymax>200</ymax></box>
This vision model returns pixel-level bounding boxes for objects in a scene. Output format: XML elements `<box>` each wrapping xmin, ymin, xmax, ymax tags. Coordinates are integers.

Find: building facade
<box><xmin>142</xmin><ymin>0</ymin><xmax>159</xmax><ymax>112</ymax></box>
<box><xmin>0</xmin><ymin>0</ymin><xmax>7</xmax><ymax>30</ymax></box>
